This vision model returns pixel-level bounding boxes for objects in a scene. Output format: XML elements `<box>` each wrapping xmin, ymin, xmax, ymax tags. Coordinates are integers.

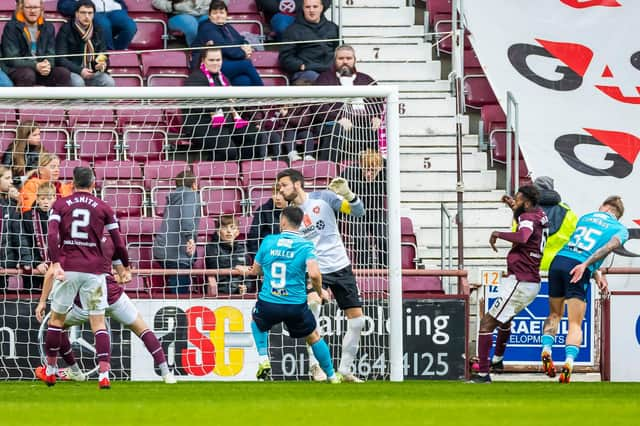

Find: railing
<box><xmin>440</xmin><ymin>203</ymin><xmax>453</xmax><ymax>292</ymax></box>
<box><xmin>505</xmin><ymin>91</ymin><xmax>519</xmax><ymax>195</ymax></box>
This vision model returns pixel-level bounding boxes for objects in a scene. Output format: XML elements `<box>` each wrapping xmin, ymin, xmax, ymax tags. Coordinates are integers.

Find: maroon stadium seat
<box><xmin>261</xmin><ymin>75</ymin><xmax>289</xmax><ymax>86</ymax></box>
<box><xmin>126</xmin><ymin>2</ymin><xmax>168</xmax><ymax>51</ymax></box>
<box><xmin>401</xmin><ymin>217</ymin><xmax>417</xmax><ymax>245</ymax></box>
<box><xmin>19</xmin><ymin>107</ymin><xmax>66</xmax><ymax>127</ymax></box>
<box><xmin>290</xmin><ymin>160</ymin><xmax>338</xmax><ymax>186</ymax></box>
<box><xmin>426</xmin><ymin>0</ymin><xmax>452</xmax><ymax>27</ymax></box>
<box><xmin>143</xmin><ymin>160</ymin><xmax>190</xmax><ymax>190</ymax></box>
<box><xmin>112</xmin><ymin>74</ymin><xmax>144</xmax><ymax>87</ymax></box>
<box><xmin>141</xmin><ymin>51</ymin><xmax>188</xmax><ymax>77</ymax></box>
<box><xmin>102</xmin><ymin>185</ymin><xmax>146</xmax><ymax>217</ymax></box>
<box><xmin>123</xmin><ymin>129</ymin><xmax>168</xmax><ymax>162</ymax></box>
<box><xmin>73</xmin><ymin>128</ymin><xmax>120</xmax><ymax>161</ymax></box>
<box><xmin>68</xmin><ymin>108</ymin><xmax>116</xmax><ymax>128</ymax></box>
<box><xmin>116</xmin><ymin>109</ymin><xmax>164</xmax><ymax>131</ymax></box>
<box><xmin>94</xmin><ymin>160</ymin><xmax>143</xmax><ymax>187</ymax></box>
<box><xmin>240</xmin><ymin>160</ymin><xmax>287</xmax><ymax>187</ymax></box>
<box><xmin>464</xmin><ymin>76</ymin><xmax>498</xmax><ymax>108</ymax></box>
<box><xmin>197</xmin><ymin>215</ymin><xmax>217</xmax><ymax>241</ymax></box>
<box><xmin>0</xmin><ymin>108</ymin><xmax>17</xmax><ymax>124</ymax></box>
<box><xmin>402</xmin><ymin>275</ymin><xmax>444</xmax><ymax>298</ymax></box>
<box><xmin>40</xmin><ymin>128</ymin><xmax>71</xmax><ymax>159</ymax></box>
<box><xmin>59</xmin><ymin>159</ymin><xmax>90</xmax><ymax>181</ymax></box>
<box><xmin>434</xmin><ymin>19</ymin><xmax>471</xmax><ymax>55</ymax></box>
<box><xmin>146</xmin><ymin>74</ymin><xmax>188</xmax><ymax>87</ymax></box>
<box><xmin>193</xmin><ymin>161</ymin><xmax>242</xmax><ymax>187</ymax></box>
<box><xmin>200</xmin><ymin>186</ymin><xmax>245</xmax><ymax>216</ymax></box>
<box><xmin>227</xmin><ymin>0</ymin><xmax>259</xmax><ymax>14</ymax></box>
<box><xmin>401</xmin><ymin>243</ymin><xmax>418</xmax><ymax>269</ymax></box>
<box><xmin>247</xmin><ymin>185</ymin><xmax>274</xmax><ymax>214</ymax></box>
<box><xmin>480</xmin><ymin>104</ymin><xmax>506</xmax><ymax>134</ymax></box>
<box><xmin>251</xmin><ymin>50</ymin><xmax>279</xmax><ymax>68</ymax></box>
<box><xmin>109</xmin><ymin>51</ymin><xmax>141</xmax><ymax>73</ymax></box>
<box><xmin>357</xmin><ymin>276</ymin><xmax>389</xmax><ymax>298</ymax></box>
<box><xmin>119</xmin><ymin>216</ymin><xmax>163</xmax><ymax>244</ymax></box>
<box><xmin>0</xmin><ymin>127</ymin><xmax>16</xmax><ymax>153</ymax></box>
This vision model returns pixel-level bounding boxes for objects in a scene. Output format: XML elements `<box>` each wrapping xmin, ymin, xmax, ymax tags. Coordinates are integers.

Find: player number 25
<box><xmin>270</xmin><ymin>262</ymin><xmax>287</xmax><ymax>289</ymax></box>
<box><xmin>71</xmin><ymin>208</ymin><xmax>91</xmax><ymax>240</ymax></box>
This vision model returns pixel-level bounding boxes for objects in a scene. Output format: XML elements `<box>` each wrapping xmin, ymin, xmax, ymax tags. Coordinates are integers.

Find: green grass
<box><xmin>3</xmin><ymin>381</ymin><xmax>639</xmax><ymax>426</ymax></box>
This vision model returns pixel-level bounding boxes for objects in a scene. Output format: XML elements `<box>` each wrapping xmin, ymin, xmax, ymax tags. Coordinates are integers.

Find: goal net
<box><xmin>0</xmin><ymin>86</ymin><xmax>402</xmax><ymax>382</ymax></box>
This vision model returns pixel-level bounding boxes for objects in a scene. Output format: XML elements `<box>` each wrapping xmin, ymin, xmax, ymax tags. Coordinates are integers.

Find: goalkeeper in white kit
<box><xmin>276</xmin><ymin>168</ymin><xmax>367</xmax><ymax>382</ymax></box>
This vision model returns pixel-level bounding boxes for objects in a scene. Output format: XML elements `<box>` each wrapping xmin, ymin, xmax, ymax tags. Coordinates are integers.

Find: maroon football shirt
<box><xmin>504</xmin><ymin>207</ymin><xmax>549</xmax><ymax>282</ymax></box>
<box><xmin>48</xmin><ymin>191</ymin><xmax>128</xmax><ymax>274</ymax></box>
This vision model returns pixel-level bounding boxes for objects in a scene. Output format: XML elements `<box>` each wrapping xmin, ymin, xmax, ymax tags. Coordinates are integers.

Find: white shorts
<box><xmin>50</xmin><ymin>272</ymin><xmax>107</xmax><ymax>316</ymax></box>
<box><xmin>65</xmin><ymin>293</ymin><xmax>139</xmax><ymax>327</ymax></box>
<box><xmin>488</xmin><ymin>275</ymin><xmax>540</xmax><ymax>323</ymax></box>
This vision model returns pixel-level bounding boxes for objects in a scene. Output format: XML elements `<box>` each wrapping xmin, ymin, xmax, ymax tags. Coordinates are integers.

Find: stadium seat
<box><xmin>6</xmin><ymin>275</ymin><xmax>23</xmax><ymax>291</ymax></box>
<box><xmin>240</xmin><ymin>160</ymin><xmax>287</xmax><ymax>187</ymax></box>
<box><xmin>116</xmin><ymin>109</ymin><xmax>164</xmax><ymax>131</ymax></box>
<box><xmin>193</xmin><ymin>161</ymin><xmax>242</xmax><ymax>187</ymax></box>
<box><xmin>122</xmin><ymin>129</ymin><xmax>168</xmax><ymax>162</ymax></box>
<box><xmin>73</xmin><ymin>128</ymin><xmax>120</xmax><ymax>161</ymax></box>
<box><xmin>40</xmin><ymin>128</ymin><xmax>72</xmax><ymax>159</ymax></box>
<box><xmin>260</xmin><ymin>75</ymin><xmax>289</xmax><ymax>86</ymax></box>
<box><xmin>119</xmin><ymin>216</ymin><xmax>163</xmax><ymax>245</ymax></box>
<box><xmin>490</xmin><ymin>130</ymin><xmax>523</xmax><ymax>164</ymax></box>
<box><xmin>426</xmin><ymin>0</ymin><xmax>452</xmax><ymax>28</ymax></box>
<box><xmin>0</xmin><ymin>128</ymin><xmax>16</xmax><ymax>153</ymax></box>
<box><xmin>357</xmin><ymin>276</ymin><xmax>389</xmax><ymax>299</ymax></box>
<box><xmin>19</xmin><ymin>107</ymin><xmax>66</xmax><ymax>127</ymax></box>
<box><xmin>141</xmin><ymin>51</ymin><xmax>188</xmax><ymax>77</ymax></box>
<box><xmin>68</xmin><ymin>108</ymin><xmax>116</xmax><ymax>129</ymax></box>
<box><xmin>101</xmin><ymin>184</ymin><xmax>146</xmax><ymax>217</ymax></box>
<box><xmin>59</xmin><ymin>159</ymin><xmax>90</xmax><ymax>181</ymax></box>
<box><xmin>197</xmin><ymin>215</ymin><xmax>217</xmax><ymax>241</ymax></box>
<box><xmin>290</xmin><ymin>160</ymin><xmax>338</xmax><ymax>186</ymax></box>
<box><xmin>0</xmin><ymin>108</ymin><xmax>17</xmax><ymax>124</ymax></box>
<box><xmin>480</xmin><ymin>104</ymin><xmax>506</xmax><ymax>135</ymax></box>
<box><xmin>109</xmin><ymin>51</ymin><xmax>144</xmax><ymax>87</ymax></box>
<box><xmin>200</xmin><ymin>186</ymin><xmax>245</xmax><ymax>216</ymax></box>
<box><xmin>227</xmin><ymin>0</ymin><xmax>259</xmax><ymax>14</ymax></box>
<box><xmin>126</xmin><ymin>2</ymin><xmax>168</xmax><ymax>51</ymax></box>
<box><xmin>112</xmin><ymin>74</ymin><xmax>144</xmax><ymax>87</ymax></box>
<box><xmin>464</xmin><ymin>75</ymin><xmax>498</xmax><ymax>109</ymax></box>
<box><xmin>143</xmin><ymin>160</ymin><xmax>190</xmax><ymax>190</ymax></box>
<box><xmin>94</xmin><ymin>160</ymin><xmax>143</xmax><ymax>187</ymax></box>
<box><xmin>146</xmin><ymin>74</ymin><xmax>188</xmax><ymax>87</ymax></box>
<box><xmin>246</xmin><ymin>185</ymin><xmax>274</xmax><ymax>214</ymax></box>
<box><xmin>402</xmin><ymin>275</ymin><xmax>444</xmax><ymax>298</ymax></box>
<box><xmin>127</xmin><ymin>242</ymin><xmax>164</xmax><ymax>294</ymax></box>
<box><xmin>434</xmin><ymin>19</ymin><xmax>471</xmax><ymax>55</ymax></box>
<box><xmin>401</xmin><ymin>217</ymin><xmax>417</xmax><ymax>246</ymax></box>
<box><xmin>228</xmin><ymin>20</ymin><xmax>264</xmax><ymax>37</ymax></box>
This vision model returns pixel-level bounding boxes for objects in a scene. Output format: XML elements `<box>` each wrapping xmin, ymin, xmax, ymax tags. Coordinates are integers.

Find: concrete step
<box><xmin>357</xmin><ymin>61</ymin><xmax>441</xmax><ymax>82</ymax></box>
<box><xmin>401</xmin><ymin>189</ymin><xmax>504</xmax><ymax>204</ymax></box>
<box><xmin>417</xmin><ymin>227</ymin><xmax>514</xmax><ymax>249</ymax></box>
<box><xmin>408</xmin><ymin>206</ymin><xmax>512</xmax><ymax>228</ymax></box>
<box><xmin>399</xmin><ymin>115</ymin><xmax>468</xmax><ymax>135</ymax></box>
<box><xmin>350</xmin><ymin>43</ymin><xmax>432</xmax><ymax>62</ymax></box>
<box><xmin>341</xmin><ymin>25</ymin><xmax>426</xmax><ymax>38</ymax></box>
<box><xmin>332</xmin><ymin>7</ymin><xmax>415</xmax><ymax>27</ymax></box>
<box><xmin>400</xmin><ymin>151</ymin><xmax>488</xmax><ymax>172</ymax></box>
<box><xmin>400</xmin><ymin>170</ymin><xmax>496</xmax><ymax>191</ymax></box>
<box><xmin>400</xmin><ymin>134</ymin><xmax>479</xmax><ymax>148</ymax></box>
<box><xmin>396</xmin><ymin>80</ymin><xmax>451</xmax><ymax>92</ymax></box>
<box><xmin>337</xmin><ymin>0</ymin><xmax>407</xmax><ymax>7</ymax></box>
<box><xmin>399</xmin><ymin>97</ymin><xmax>455</xmax><ymax>116</ymax></box>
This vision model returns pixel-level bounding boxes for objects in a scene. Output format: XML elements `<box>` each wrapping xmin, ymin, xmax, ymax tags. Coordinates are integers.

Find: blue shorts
<box><xmin>252</xmin><ymin>299</ymin><xmax>316</xmax><ymax>338</ymax></box>
<box><xmin>548</xmin><ymin>255</ymin><xmax>591</xmax><ymax>302</ymax></box>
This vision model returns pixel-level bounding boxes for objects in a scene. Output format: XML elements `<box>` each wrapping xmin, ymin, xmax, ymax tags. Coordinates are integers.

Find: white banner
<box><xmin>131</xmin><ymin>299</ymin><xmax>258</xmax><ymax>381</ymax></box>
<box><xmin>609</xmin><ymin>293</ymin><xmax>640</xmax><ymax>381</ymax></box>
<box><xmin>462</xmin><ymin>0</ymin><xmax>640</xmax><ymax>283</ymax></box>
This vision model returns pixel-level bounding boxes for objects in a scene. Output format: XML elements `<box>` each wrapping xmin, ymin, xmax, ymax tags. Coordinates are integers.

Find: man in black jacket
<box><xmin>278</xmin><ymin>0</ymin><xmax>338</xmax><ymax>83</ymax></box>
<box><xmin>56</xmin><ymin>0</ymin><xmax>115</xmax><ymax>87</ymax></box>
<box><xmin>0</xmin><ymin>0</ymin><xmax>70</xmax><ymax>86</ymax></box>
<box><xmin>247</xmin><ymin>184</ymin><xmax>286</xmax><ymax>259</ymax></box>
<box><xmin>258</xmin><ymin>0</ymin><xmax>331</xmax><ymax>41</ymax></box>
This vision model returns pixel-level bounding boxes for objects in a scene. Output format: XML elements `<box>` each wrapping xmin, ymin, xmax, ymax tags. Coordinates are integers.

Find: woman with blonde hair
<box><xmin>2</xmin><ymin>121</ymin><xmax>47</xmax><ymax>187</ymax></box>
<box><xmin>19</xmin><ymin>153</ymin><xmax>73</xmax><ymax>213</ymax></box>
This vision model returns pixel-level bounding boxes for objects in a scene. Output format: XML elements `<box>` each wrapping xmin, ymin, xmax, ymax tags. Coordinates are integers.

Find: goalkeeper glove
<box><xmin>328</xmin><ymin>177</ymin><xmax>355</xmax><ymax>202</ymax></box>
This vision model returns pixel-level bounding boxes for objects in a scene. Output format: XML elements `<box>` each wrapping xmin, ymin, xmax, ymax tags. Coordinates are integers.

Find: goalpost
<box><xmin>0</xmin><ymin>86</ymin><xmax>403</xmax><ymax>382</ymax></box>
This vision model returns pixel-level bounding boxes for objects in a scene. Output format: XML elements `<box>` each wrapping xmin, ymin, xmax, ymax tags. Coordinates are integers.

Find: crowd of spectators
<box><xmin>0</xmin><ymin>0</ymin><xmax>390</xmax><ymax>295</ymax></box>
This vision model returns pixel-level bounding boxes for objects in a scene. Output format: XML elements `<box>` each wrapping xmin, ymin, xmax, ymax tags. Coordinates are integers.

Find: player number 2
<box><xmin>71</xmin><ymin>208</ymin><xmax>90</xmax><ymax>240</ymax></box>
<box><xmin>271</xmin><ymin>262</ymin><xmax>287</xmax><ymax>289</ymax></box>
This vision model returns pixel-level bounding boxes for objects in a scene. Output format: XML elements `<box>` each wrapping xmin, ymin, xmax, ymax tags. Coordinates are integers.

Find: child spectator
<box><xmin>2</xmin><ymin>121</ymin><xmax>46</xmax><ymax>188</ymax></box>
<box><xmin>152</xmin><ymin>170</ymin><xmax>201</xmax><ymax>295</ymax></box>
<box><xmin>19</xmin><ymin>181</ymin><xmax>56</xmax><ymax>290</ymax></box>
<box><xmin>247</xmin><ymin>183</ymin><xmax>286</xmax><ymax>259</ymax></box>
<box><xmin>0</xmin><ymin>165</ymin><xmax>21</xmax><ymax>290</ymax></box>
<box><xmin>19</xmin><ymin>153</ymin><xmax>73</xmax><ymax>213</ymax></box>
<box><xmin>205</xmin><ymin>214</ymin><xmax>252</xmax><ymax>296</ymax></box>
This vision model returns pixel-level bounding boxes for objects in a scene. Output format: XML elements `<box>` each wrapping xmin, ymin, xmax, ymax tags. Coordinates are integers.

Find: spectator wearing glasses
<box><xmin>1</xmin><ymin>0</ymin><xmax>71</xmax><ymax>86</ymax></box>
<box><xmin>56</xmin><ymin>0</ymin><xmax>115</xmax><ymax>87</ymax></box>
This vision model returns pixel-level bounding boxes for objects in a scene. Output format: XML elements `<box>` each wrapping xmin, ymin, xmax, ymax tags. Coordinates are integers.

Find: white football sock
<box><xmin>338</xmin><ymin>316</ymin><xmax>365</xmax><ymax>375</ymax></box>
<box><xmin>158</xmin><ymin>362</ymin><xmax>170</xmax><ymax>376</ymax></box>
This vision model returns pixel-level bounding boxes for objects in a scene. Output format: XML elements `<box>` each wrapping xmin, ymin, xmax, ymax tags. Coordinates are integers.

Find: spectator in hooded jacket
<box><xmin>1</xmin><ymin>0</ymin><xmax>71</xmax><ymax>86</ymax></box>
<box><xmin>57</xmin><ymin>0</ymin><xmax>137</xmax><ymax>50</ymax></box>
<box><xmin>56</xmin><ymin>0</ymin><xmax>115</xmax><ymax>87</ymax></box>
<box><xmin>257</xmin><ymin>0</ymin><xmax>331</xmax><ymax>41</ymax></box>
<box><xmin>0</xmin><ymin>165</ymin><xmax>21</xmax><ymax>290</ymax></box>
<box><xmin>152</xmin><ymin>0</ymin><xmax>209</xmax><ymax>47</ymax></box>
<box><xmin>152</xmin><ymin>170</ymin><xmax>201</xmax><ymax>295</ymax></box>
<box><xmin>278</xmin><ymin>0</ymin><xmax>338</xmax><ymax>83</ymax></box>
<box><xmin>190</xmin><ymin>1</ymin><xmax>263</xmax><ymax>87</ymax></box>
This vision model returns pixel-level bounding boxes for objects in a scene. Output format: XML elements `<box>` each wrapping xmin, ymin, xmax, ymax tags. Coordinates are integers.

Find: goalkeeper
<box><xmin>276</xmin><ymin>168</ymin><xmax>366</xmax><ymax>382</ymax></box>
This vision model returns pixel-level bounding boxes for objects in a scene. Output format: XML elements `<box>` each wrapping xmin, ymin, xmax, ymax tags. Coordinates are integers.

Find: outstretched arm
<box><xmin>489</xmin><ymin>227</ymin><xmax>533</xmax><ymax>252</ymax></box>
<box><xmin>570</xmin><ymin>236</ymin><xmax>621</xmax><ymax>283</ymax></box>
<box><xmin>326</xmin><ymin>178</ymin><xmax>365</xmax><ymax>217</ymax></box>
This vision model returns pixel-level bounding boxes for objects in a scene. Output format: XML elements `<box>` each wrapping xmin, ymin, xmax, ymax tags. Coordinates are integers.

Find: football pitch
<box><xmin>3</xmin><ymin>381</ymin><xmax>640</xmax><ymax>426</ymax></box>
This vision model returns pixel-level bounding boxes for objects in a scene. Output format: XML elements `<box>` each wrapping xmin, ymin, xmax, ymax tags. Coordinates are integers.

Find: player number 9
<box><xmin>270</xmin><ymin>262</ymin><xmax>287</xmax><ymax>289</ymax></box>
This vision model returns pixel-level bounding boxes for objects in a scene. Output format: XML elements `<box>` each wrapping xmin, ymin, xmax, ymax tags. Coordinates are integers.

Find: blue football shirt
<box><xmin>558</xmin><ymin>211</ymin><xmax>629</xmax><ymax>272</ymax></box>
<box><xmin>255</xmin><ymin>231</ymin><xmax>317</xmax><ymax>304</ymax></box>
